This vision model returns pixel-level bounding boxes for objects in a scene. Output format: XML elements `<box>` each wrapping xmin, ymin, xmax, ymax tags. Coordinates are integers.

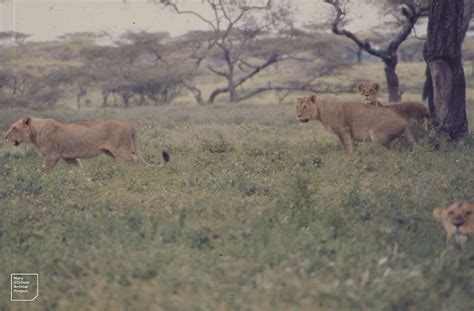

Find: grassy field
<box><xmin>0</xmin><ymin>97</ymin><xmax>473</xmax><ymax>310</ymax></box>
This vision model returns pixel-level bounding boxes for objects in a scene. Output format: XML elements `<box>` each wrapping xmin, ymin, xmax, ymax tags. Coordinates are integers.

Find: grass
<box><xmin>0</xmin><ymin>101</ymin><xmax>473</xmax><ymax>310</ymax></box>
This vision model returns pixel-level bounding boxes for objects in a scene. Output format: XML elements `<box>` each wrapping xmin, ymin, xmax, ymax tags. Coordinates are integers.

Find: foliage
<box><xmin>0</xmin><ymin>103</ymin><xmax>473</xmax><ymax>309</ymax></box>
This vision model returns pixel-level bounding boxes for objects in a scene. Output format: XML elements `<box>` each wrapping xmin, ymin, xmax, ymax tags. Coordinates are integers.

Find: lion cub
<box><xmin>433</xmin><ymin>201</ymin><xmax>474</xmax><ymax>251</ymax></box>
<box><xmin>358</xmin><ymin>83</ymin><xmax>429</xmax><ymax>130</ymax></box>
<box><xmin>295</xmin><ymin>93</ymin><xmax>415</xmax><ymax>153</ymax></box>
<box><xmin>5</xmin><ymin>116</ymin><xmax>169</xmax><ymax>171</ymax></box>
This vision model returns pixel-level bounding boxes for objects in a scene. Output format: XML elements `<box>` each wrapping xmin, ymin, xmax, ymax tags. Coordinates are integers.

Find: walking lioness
<box><xmin>4</xmin><ymin>116</ymin><xmax>169</xmax><ymax>171</ymax></box>
<box><xmin>295</xmin><ymin>93</ymin><xmax>415</xmax><ymax>153</ymax></box>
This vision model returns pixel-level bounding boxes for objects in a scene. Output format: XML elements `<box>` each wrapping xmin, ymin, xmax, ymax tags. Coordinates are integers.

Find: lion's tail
<box><xmin>131</xmin><ymin>128</ymin><xmax>170</xmax><ymax>166</ymax></box>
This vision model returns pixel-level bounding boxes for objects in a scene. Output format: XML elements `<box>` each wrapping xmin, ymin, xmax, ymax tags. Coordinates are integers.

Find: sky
<box><xmin>0</xmin><ymin>0</ymin><xmax>385</xmax><ymax>42</ymax></box>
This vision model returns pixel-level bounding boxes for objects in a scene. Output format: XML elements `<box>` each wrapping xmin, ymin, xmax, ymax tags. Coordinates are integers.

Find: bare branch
<box><xmin>387</xmin><ymin>3</ymin><xmax>424</xmax><ymax>52</ymax></box>
<box><xmin>207</xmin><ymin>64</ymin><xmax>228</xmax><ymax>77</ymax></box>
<box><xmin>324</xmin><ymin>0</ymin><xmax>386</xmax><ymax>59</ymax></box>
<box><xmin>159</xmin><ymin>0</ymin><xmax>217</xmax><ymax>31</ymax></box>
<box><xmin>182</xmin><ymin>82</ymin><xmax>205</xmax><ymax>105</ymax></box>
<box><xmin>208</xmin><ymin>86</ymin><xmax>231</xmax><ymax>103</ymax></box>
<box><xmin>235</xmin><ymin>53</ymin><xmax>279</xmax><ymax>88</ymax></box>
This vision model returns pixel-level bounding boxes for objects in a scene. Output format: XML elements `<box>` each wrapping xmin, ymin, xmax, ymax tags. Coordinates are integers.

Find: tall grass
<box><xmin>0</xmin><ymin>101</ymin><xmax>473</xmax><ymax>310</ymax></box>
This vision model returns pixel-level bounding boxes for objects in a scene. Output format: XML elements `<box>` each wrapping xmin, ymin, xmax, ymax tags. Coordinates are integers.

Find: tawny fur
<box><xmin>433</xmin><ymin>201</ymin><xmax>474</xmax><ymax>251</ymax></box>
<box><xmin>295</xmin><ymin>93</ymin><xmax>416</xmax><ymax>153</ymax></box>
<box><xmin>4</xmin><ymin>116</ymin><xmax>169</xmax><ymax>171</ymax></box>
<box><xmin>358</xmin><ymin>83</ymin><xmax>430</xmax><ymax>130</ymax></box>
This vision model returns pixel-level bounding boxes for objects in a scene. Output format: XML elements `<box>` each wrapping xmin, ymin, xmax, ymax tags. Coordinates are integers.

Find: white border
<box><xmin>11</xmin><ymin>273</ymin><xmax>39</xmax><ymax>302</ymax></box>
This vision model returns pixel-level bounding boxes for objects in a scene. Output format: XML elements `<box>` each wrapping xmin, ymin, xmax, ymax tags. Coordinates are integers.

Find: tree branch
<box><xmin>387</xmin><ymin>3</ymin><xmax>424</xmax><ymax>53</ymax></box>
<box><xmin>235</xmin><ymin>52</ymin><xmax>280</xmax><ymax>87</ymax></box>
<box><xmin>207</xmin><ymin>64</ymin><xmax>228</xmax><ymax>77</ymax></box>
<box><xmin>324</xmin><ymin>0</ymin><xmax>386</xmax><ymax>59</ymax></box>
<box><xmin>182</xmin><ymin>81</ymin><xmax>205</xmax><ymax>105</ymax></box>
<box><xmin>159</xmin><ymin>0</ymin><xmax>217</xmax><ymax>32</ymax></box>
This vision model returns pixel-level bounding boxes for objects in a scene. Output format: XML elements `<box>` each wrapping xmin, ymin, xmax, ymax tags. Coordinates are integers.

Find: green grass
<box><xmin>0</xmin><ymin>102</ymin><xmax>473</xmax><ymax>310</ymax></box>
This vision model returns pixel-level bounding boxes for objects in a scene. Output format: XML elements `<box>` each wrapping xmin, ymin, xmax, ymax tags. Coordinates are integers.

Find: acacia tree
<box><xmin>159</xmin><ymin>0</ymin><xmax>301</xmax><ymax>104</ymax></box>
<box><xmin>0</xmin><ymin>31</ymin><xmax>30</xmax><ymax>46</ymax></box>
<box><xmin>79</xmin><ymin>31</ymin><xmax>186</xmax><ymax>107</ymax></box>
<box><xmin>423</xmin><ymin>0</ymin><xmax>472</xmax><ymax>139</ymax></box>
<box><xmin>119</xmin><ymin>31</ymin><xmax>170</xmax><ymax>65</ymax></box>
<box><xmin>324</xmin><ymin>0</ymin><xmax>427</xmax><ymax>102</ymax></box>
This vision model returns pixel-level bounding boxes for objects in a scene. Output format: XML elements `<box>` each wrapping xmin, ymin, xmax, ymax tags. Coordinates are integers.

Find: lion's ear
<box><xmin>372</xmin><ymin>83</ymin><xmax>380</xmax><ymax>92</ymax></box>
<box><xmin>433</xmin><ymin>208</ymin><xmax>444</xmax><ymax>221</ymax></box>
<box><xmin>310</xmin><ymin>94</ymin><xmax>317</xmax><ymax>103</ymax></box>
<box><xmin>22</xmin><ymin>116</ymin><xmax>31</xmax><ymax>126</ymax></box>
<box><xmin>358</xmin><ymin>83</ymin><xmax>365</xmax><ymax>94</ymax></box>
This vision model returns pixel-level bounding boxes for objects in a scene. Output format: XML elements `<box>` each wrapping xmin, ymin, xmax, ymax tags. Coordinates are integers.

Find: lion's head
<box><xmin>295</xmin><ymin>94</ymin><xmax>318</xmax><ymax>123</ymax></box>
<box><xmin>433</xmin><ymin>201</ymin><xmax>474</xmax><ymax>249</ymax></box>
<box><xmin>4</xmin><ymin>117</ymin><xmax>33</xmax><ymax>146</ymax></box>
<box><xmin>358</xmin><ymin>83</ymin><xmax>380</xmax><ymax>106</ymax></box>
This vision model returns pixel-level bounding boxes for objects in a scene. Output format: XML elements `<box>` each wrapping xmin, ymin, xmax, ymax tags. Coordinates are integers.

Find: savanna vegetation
<box><xmin>1</xmin><ymin>0</ymin><xmax>474</xmax><ymax>309</ymax></box>
<box><xmin>0</xmin><ymin>100</ymin><xmax>473</xmax><ymax>310</ymax></box>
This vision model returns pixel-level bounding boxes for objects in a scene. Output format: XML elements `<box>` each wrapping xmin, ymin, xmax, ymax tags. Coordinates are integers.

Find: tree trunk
<box><xmin>384</xmin><ymin>58</ymin><xmax>401</xmax><ymax>102</ymax></box>
<box><xmin>228</xmin><ymin>79</ymin><xmax>238</xmax><ymax>102</ymax></box>
<box><xmin>102</xmin><ymin>91</ymin><xmax>109</xmax><ymax>108</ymax></box>
<box><xmin>122</xmin><ymin>95</ymin><xmax>130</xmax><ymax>108</ymax></box>
<box><xmin>227</xmin><ymin>61</ymin><xmax>238</xmax><ymax>103</ymax></box>
<box><xmin>428</xmin><ymin>58</ymin><xmax>468</xmax><ymax>138</ymax></box>
<box><xmin>356</xmin><ymin>48</ymin><xmax>362</xmax><ymax>64</ymax></box>
<box><xmin>423</xmin><ymin>0</ymin><xmax>469</xmax><ymax>140</ymax></box>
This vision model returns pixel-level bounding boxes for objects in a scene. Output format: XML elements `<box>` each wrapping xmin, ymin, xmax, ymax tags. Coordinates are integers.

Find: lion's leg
<box><xmin>336</xmin><ymin>129</ymin><xmax>353</xmax><ymax>154</ymax></box>
<box><xmin>100</xmin><ymin>148</ymin><xmax>115</xmax><ymax>158</ymax></box>
<box><xmin>114</xmin><ymin>148</ymin><xmax>135</xmax><ymax>164</ymax></box>
<box><xmin>377</xmin><ymin>133</ymin><xmax>396</xmax><ymax>149</ymax></box>
<box><xmin>369</xmin><ymin>129</ymin><xmax>391</xmax><ymax>149</ymax></box>
<box><xmin>371</xmin><ymin>131</ymin><xmax>392</xmax><ymax>149</ymax></box>
<box><xmin>403</xmin><ymin>126</ymin><xmax>416</xmax><ymax>148</ymax></box>
<box><xmin>63</xmin><ymin>158</ymin><xmax>82</xmax><ymax>168</ymax></box>
<box><xmin>130</xmin><ymin>129</ymin><xmax>146</xmax><ymax>163</ymax></box>
<box><xmin>42</xmin><ymin>158</ymin><xmax>59</xmax><ymax>171</ymax></box>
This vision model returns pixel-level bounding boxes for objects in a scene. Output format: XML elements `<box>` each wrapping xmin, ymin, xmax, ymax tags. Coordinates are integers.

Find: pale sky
<box><xmin>0</xmin><ymin>0</ymin><xmax>385</xmax><ymax>42</ymax></box>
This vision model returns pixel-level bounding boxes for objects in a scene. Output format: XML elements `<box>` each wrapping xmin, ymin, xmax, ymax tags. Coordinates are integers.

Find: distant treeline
<box><xmin>0</xmin><ymin>30</ymin><xmax>473</xmax><ymax>108</ymax></box>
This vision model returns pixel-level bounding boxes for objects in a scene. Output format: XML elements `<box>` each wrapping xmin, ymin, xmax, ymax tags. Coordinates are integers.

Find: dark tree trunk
<box><xmin>102</xmin><ymin>90</ymin><xmax>109</xmax><ymax>108</ymax></box>
<box><xmin>423</xmin><ymin>0</ymin><xmax>469</xmax><ymax>139</ymax></box>
<box><xmin>12</xmin><ymin>77</ymin><xmax>17</xmax><ymax>94</ymax></box>
<box><xmin>122</xmin><ymin>95</ymin><xmax>130</xmax><ymax>108</ymax></box>
<box><xmin>228</xmin><ymin>79</ymin><xmax>238</xmax><ymax>102</ymax></box>
<box><xmin>356</xmin><ymin>48</ymin><xmax>362</xmax><ymax>64</ymax></box>
<box><xmin>384</xmin><ymin>57</ymin><xmax>401</xmax><ymax>102</ymax></box>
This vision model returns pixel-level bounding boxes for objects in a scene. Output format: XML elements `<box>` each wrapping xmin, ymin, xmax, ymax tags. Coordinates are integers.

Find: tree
<box><xmin>79</xmin><ymin>31</ymin><xmax>186</xmax><ymax>107</ymax></box>
<box><xmin>159</xmin><ymin>0</ymin><xmax>305</xmax><ymax>104</ymax></box>
<box><xmin>324</xmin><ymin>0</ymin><xmax>427</xmax><ymax>102</ymax></box>
<box><xmin>0</xmin><ymin>31</ymin><xmax>30</xmax><ymax>46</ymax></box>
<box><xmin>119</xmin><ymin>31</ymin><xmax>170</xmax><ymax>65</ymax></box>
<box><xmin>422</xmin><ymin>0</ymin><xmax>472</xmax><ymax>139</ymax></box>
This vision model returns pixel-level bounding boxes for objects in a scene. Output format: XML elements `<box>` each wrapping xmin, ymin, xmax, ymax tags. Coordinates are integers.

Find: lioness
<box><xmin>295</xmin><ymin>93</ymin><xmax>415</xmax><ymax>153</ymax></box>
<box><xmin>4</xmin><ymin>116</ymin><xmax>169</xmax><ymax>171</ymax></box>
<box><xmin>433</xmin><ymin>201</ymin><xmax>474</xmax><ymax>251</ymax></box>
<box><xmin>358</xmin><ymin>83</ymin><xmax>429</xmax><ymax>130</ymax></box>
